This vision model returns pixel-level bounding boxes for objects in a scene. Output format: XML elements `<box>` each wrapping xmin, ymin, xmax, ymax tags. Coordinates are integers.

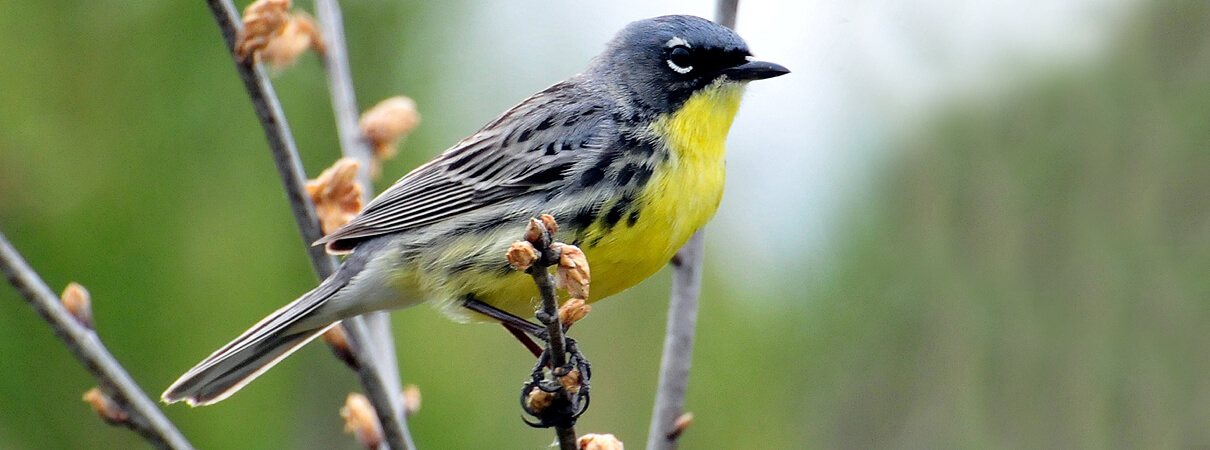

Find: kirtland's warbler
<box><xmin>164</xmin><ymin>14</ymin><xmax>788</xmax><ymax>406</ymax></box>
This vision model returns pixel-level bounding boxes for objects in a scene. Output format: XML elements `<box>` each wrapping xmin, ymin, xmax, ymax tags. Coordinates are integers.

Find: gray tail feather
<box><xmin>162</xmin><ymin>283</ymin><xmax>344</xmax><ymax>406</ymax></box>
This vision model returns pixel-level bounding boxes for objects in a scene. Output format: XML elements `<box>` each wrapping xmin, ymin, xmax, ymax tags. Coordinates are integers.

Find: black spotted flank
<box><xmin>626</xmin><ymin>208</ymin><xmax>640</xmax><ymax>227</ymax></box>
<box><xmin>630</xmin><ymin>138</ymin><xmax>657</xmax><ymax>157</ymax></box>
<box><xmin>601</xmin><ymin>193</ymin><xmax>635</xmax><ymax>230</ymax></box>
<box><xmin>517</xmin><ymin>128</ymin><xmax>534</xmax><ymax>143</ymax></box>
<box><xmin>616</xmin><ymin>164</ymin><xmax>637</xmax><ymax>186</ymax></box>
<box><xmin>568</xmin><ymin>205</ymin><xmax>596</xmax><ymax>230</ymax></box>
<box><xmin>632</xmin><ymin>165</ymin><xmax>654</xmax><ymax>186</ymax></box>
<box><xmin>535</xmin><ymin>116</ymin><xmax>555</xmax><ymax>131</ymax></box>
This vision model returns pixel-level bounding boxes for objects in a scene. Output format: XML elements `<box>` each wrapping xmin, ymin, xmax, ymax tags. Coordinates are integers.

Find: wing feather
<box><xmin>316</xmin><ymin>78</ymin><xmax>614</xmax><ymax>251</ymax></box>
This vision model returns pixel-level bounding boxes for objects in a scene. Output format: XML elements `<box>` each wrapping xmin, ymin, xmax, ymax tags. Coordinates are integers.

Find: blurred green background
<box><xmin>2</xmin><ymin>1</ymin><xmax>1209</xmax><ymax>449</ymax></box>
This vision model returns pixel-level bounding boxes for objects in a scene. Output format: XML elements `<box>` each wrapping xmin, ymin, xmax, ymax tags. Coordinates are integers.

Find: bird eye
<box><xmin>667</xmin><ymin>46</ymin><xmax>693</xmax><ymax>74</ymax></box>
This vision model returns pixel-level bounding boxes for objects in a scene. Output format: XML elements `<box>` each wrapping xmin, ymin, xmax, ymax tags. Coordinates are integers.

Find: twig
<box><xmin>715</xmin><ymin>0</ymin><xmax>739</xmax><ymax>31</ymax></box>
<box><xmin>203</xmin><ymin>1</ymin><xmax>412</xmax><ymax>448</ymax></box>
<box><xmin>511</xmin><ymin>218</ymin><xmax>582</xmax><ymax>450</ymax></box>
<box><xmin>313</xmin><ymin>0</ymin><xmax>412</xmax><ymax>448</ymax></box>
<box><xmin>528</xmin><ymin>267</ymin><xmax>578</xmax><ymax>450</ymax></box>
<box><xmin>645</xmin><ymin>231</ymin><xmax>705</xmax><ymax>450</ymax></box>
<box><xmin>0</xmin><ymin>232</ymin><xmax>195</xmax><ymax>450</ymax></box>
<box><xmin>204</xmin><ymin>0</ymin><xmax>335</xmax><ymax>276</ymax></box>
<box><xmin>643</xmin><ymin>6</ymin><xmax>740</xmax><ymax>449</ymax></box>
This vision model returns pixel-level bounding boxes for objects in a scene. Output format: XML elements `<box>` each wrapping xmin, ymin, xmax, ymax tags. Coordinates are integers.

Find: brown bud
<box><xmin>260</xmin><ymin>13</ymin><xmax>323</xmax><ymax>69</ymax></box>
<box><xmin>558</xmin><ymin>297</ymin><xmax>591</xmax><ymax>329</ymax></box>
<box><xmin>61</xmin><ymin>282</ymin><xmax>93</xmax><ymax>330</ymax></box>
<box><xmin>578</xmin><ymin>433</ymin><xmax>624</xmax><ymax>450</ymax></box>
<box><xmin>306</xmin><ymin>158</ymin><xmax>363</xmax><ymax>235</ymax></box>
<box><xmin>556</xmin><ymin>244</ymin><xmax>590</xmax><ymax>300</ymax></box>
<box><xmin>402</xmin><ymin>384</ymin><xmax>422</xmax><ymax>418</ymax></box>
<box><xmin>525</xmin><ymin>217</ymin><xmax>545</xmax><ymax>244</ymax></box>
<box><xmin>235</xmin><ymin>0</ymin><xmax>292</xmax><ymax>61</ymax></box>
<box><xmin>506</xmin><ymin>240</ymin><xmax>539</xmax><ymax>271</ymax></box>
<box><xmin>359</xmin><ymin>96</ymin><xmax>420</xmax><ymax>169</ymax></box>
<box><xmin>559</xmin><ymin>368</ymin><xmax>583</xmax><ymax>395</ymax></box>
<box><xmin>524</xmin><ymin>386</ymin><xmax>554</xmax><ymax>414</ymax></box>
<box><xmin>82</xmin><ymin>388</ymin><xmax>128</xmax><ymax>425</ymax></box>
<box><xmin>539</xmin><ymin>214</ymin><xmax>559</xmax><ymax>234</ymax></box>
<box><xmin>667</xmin><ymin>412</ymin><xmax>694</xmax><ymax>440</ymax></box>
<box><xmin>341</xmin><ymin>393</ymin><xmax>383</xmax><ymax>450</ymax></box>
<box><xmin>322</xmin><ymin>325</ymin><xmax>358</xmax><ymax>370</ymax></box>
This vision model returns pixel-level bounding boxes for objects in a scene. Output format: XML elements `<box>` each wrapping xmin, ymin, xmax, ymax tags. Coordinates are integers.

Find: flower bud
<box><xmin>556</xmin><ymin>244</ymin><xmax>590</xmax><ymax>300</ymax></box>
<box><xmin>360</xmin><ymin>96</ymin><xmax>420</xmax><ymax>169</ymax></box>
<box><xmin>306</xmin><ymin>158</ymin><xmax>363</xmax><ymax>235</ymax></box>
<box><xmin>61</xmin><ymin>282</ymin><xmax>93</xmax><ymax>330</ymax></box>
<box><xmin>507</xmin><ymin>241</ymin><xmax>539</xmax><ymax>271</ymax></box>
<box><xmin>667</xmin><ymin>412</ymin><xmax>694</xmax><ymax>440</ymax></box>
<box><xmin>524</xmin><ymin>386</ymin><xmax>554</xmax><ymax>414</ymax></box>
<box><xmin>260</xmin><ymin>13</ymin><xmax>323</xmax><ymax>69</ymax></box>
<box><xmin>403</xmin><ymin>384</ymin><xmax>422</xmax><ymax>418</ymax></box>
<box><xmin>558</xmin><ymin>298</ymin><xmax>591</xmax><ymax>329</ymax></box>
<box><xmin>578</xmin><ymin>433</ymin><xmax>624</xmax><ymax>450</ymax></box>
<box><xmin>235</xmin><ymin>0</ymin><xmax>291</xmax><ymax>61</ymax></box>
<box><xmin>341</xmin><ymin>393</ymin><xmax>383</xmax><ymax>450</ymax></box>
<box><xmin>82</xmin><ymin>387</ymin><xmax>128</xmax><ymax>425</ymax></box>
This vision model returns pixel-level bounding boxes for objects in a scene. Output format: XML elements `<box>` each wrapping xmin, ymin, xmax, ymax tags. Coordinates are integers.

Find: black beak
<box><xmin>718</xmin><ymin>60</ymin><xmax>790</xmax><ymax>81</ymax></box>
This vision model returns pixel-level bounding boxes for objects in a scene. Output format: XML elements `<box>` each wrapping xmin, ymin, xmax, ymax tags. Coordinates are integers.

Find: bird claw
<box><xmin>520</xmin><ymin>338</ymin><xmax>591</xmax><ymax>428</ymax></box>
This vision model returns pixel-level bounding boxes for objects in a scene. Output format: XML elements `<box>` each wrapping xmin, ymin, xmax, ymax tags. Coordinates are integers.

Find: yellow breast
<box><xmin>580</xmin><ymin>80</ymin><xmax>747</xmax><ymax>300</ymax></box>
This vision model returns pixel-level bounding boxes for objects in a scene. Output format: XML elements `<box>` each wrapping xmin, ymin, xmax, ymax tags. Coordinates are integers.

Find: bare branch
<box><xmin>644</xmin><ymin>9</ymin><xmax>740</xmax><ymax>450</ymax></box>
<box><xmin>312</xmin><ymin>1</ymin><xmax>412</xmax><ymax>448</ymax></box>
<box><xmin>204</xmin><ymin>0</ymin><xmax>335</xmax><ymax>276</ymax></box>
<box><xmin>529</xmin><ymin>267</ymin><xmax>579</xmax><ymax>450</ymax></box>
<box><xmin>203</xmin><ymin>1</ymin><xmax>412</xmax><ymax>448</ymax></box>
<box><xmin>715</xmin><ymin>0</ymin><xmax>740</xmax><ymax>29</ymax></box>
<box><xmin>0</xmin><ymin>232</ymin><xmax>194</xmax><ymax>450</ymax></box>
<box><xmin>645</xmin><ymin>231</ymin><xmax>705</xmax><ymax>450</ymax></box>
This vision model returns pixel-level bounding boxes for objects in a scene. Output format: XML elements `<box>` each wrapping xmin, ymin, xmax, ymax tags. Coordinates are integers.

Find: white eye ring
<box><xmin>667</xmin><ymin>59</ymin><xmax>693</xmax><ymax>74</ymax></box>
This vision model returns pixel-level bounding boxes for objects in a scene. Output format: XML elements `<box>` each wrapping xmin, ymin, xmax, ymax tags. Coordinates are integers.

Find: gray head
<box><xmin>587</xmin><ymin>15</ymin><xmax>789</xmax><ymax>113</ymax></box>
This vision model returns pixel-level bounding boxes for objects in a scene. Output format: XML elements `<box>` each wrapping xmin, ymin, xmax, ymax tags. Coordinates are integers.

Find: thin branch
<box><xmin>528</xmin><ymin>268</ymin><xmax>578</xmax><ymax>450</ymax></box>
<box><xmin>204</xmin><ymin>0</ymin><xmax>336</xmax><ymax>276</ymax></box>
<box><xmin>645</xmin><ymin>231</ymin><xmax>705</xmax><ymax>450</ymax></box>
<box><xmin>314</xmin><ymin>0</ymin><xmax>377</xmax><ymax>197</ymax></box>
<box><xmin>715</xmin><ymin>0</ymin><xmax>740</xmax><ymax>30</ymax></box>
<box><xmin>312</xmin><ymin>1</ymin><xmax>412</xmax><ymax>448</ymax></box>
<box><xmin>0</xmin><ymin>232</ymin><xmax>194</xmax><ymax>450</ymax></box>
<box><xmin>645</xmin><ymin>6</ymin><xmax>739</xmax><ymax>449</ymax></box>
<box><xmin>203</xmin><ymin>1</ymin><xmax>412</xmax><ymax>448</ymax></box>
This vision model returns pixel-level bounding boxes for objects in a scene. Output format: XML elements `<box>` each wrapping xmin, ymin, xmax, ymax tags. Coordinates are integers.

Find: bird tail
<box><xmin>161</xmin><ymin>280</ymin><xmax>345</xmax><ymax>406</ymax></box>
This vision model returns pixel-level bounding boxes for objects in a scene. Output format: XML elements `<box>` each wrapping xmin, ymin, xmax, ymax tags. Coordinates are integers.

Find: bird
<box><xmin>163</xmin><ymin>14</ymin><xmax>788</xmax><ymax>406</ymax></box>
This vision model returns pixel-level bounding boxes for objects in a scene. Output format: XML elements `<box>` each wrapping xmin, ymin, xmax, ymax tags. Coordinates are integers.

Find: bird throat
<box><xmin>653</xmin><ymin>79</ymin><xmax>747</xmax><ymax>164</ymax></box>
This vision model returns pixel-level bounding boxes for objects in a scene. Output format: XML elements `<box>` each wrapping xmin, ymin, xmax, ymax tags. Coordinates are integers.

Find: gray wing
<box><xmin>316</xmin><ymin>79</ymin><xmax>615</xmax><ymax>252</ymax></box>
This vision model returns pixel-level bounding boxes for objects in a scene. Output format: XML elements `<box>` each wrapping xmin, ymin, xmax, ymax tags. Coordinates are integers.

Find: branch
<box><xmin>529</xmin><ymin>267</ymin><xmax>578</xmax><ymax>450</ymax></box>
<box><xmin>0</xmin><ymin>232</ymin><xmax>194</xmax><ymax>450</ymax></box>
<box><xmin>508</xmin><ymin>217</ymin><xmax>589</xmax><ymax>450</ymax></box>
<box><xmin>312</xmin><ymin>0</ymin><xmax>412</xmax><ymax>448</ymax></box>
<box><xmin>203</xmin><ymin>1</ymin><xmax>412</xmax><ymax>448</ymax></box>
<box><xmin>645</xmin><ymin>5</ymin><xmax>740</xmax><ymax>449</ymax></box>
<box><xmin>645</xmin><ymin>231</ymin><xmax>705</xmax><ymax>450</ymax></box>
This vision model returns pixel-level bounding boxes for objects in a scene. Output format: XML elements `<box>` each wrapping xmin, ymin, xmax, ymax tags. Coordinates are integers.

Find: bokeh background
<box><xmin>2</xmin><ymin>0</ymin><xmax>1208</xmax><ymax>448</ymax></box>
